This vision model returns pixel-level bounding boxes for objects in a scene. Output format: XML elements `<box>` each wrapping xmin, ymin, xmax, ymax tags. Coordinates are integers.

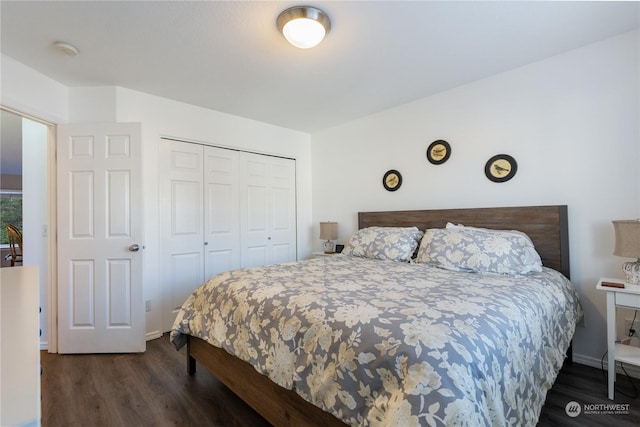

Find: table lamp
<box><xmin>319</xmin><ymin>222</ymin><xmax>338</xmax><ymax>253</ymax></box>
<box><xmin>613</xmin><ymin>219</ymin><xmax>640</xmax><ymax>285</ymax></box>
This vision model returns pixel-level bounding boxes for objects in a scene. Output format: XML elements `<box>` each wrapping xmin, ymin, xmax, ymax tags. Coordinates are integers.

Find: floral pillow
<box><xmin>415</xmin><ymin>226</ymin><xmax>542</xmax><ymax>274</ymax></box>
<box><xmin>342</xmin><ymin>227</ymin><xmax>424</xmax><ymax>262</ymax></box>
<box><xmin>445</xmin><ymin>222</ymin><xmax>536</xmax><ymax>245</ymax></box>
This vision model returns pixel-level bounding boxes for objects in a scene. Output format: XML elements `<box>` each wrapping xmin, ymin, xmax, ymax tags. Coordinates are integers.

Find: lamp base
<box><xmin>622</xmin><ymin>259</ymin><xmax>640</xmax><ymax>285</ymax></box>
<box><xmin>323</xmin><ymin>240</ymin><xmax>335</xmax><ymax>254</ymax></box>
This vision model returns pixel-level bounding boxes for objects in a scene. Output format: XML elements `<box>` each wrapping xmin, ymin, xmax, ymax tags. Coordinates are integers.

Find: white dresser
<box><xmin>1</xmin><ymin>266</ymin><xmax>40</xmax><ymax>426</ymax></box>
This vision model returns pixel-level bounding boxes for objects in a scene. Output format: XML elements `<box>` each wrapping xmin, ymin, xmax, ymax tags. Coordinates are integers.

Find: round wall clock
<box><xmin>485</xmin><ymin>154</ymin><xmax>517</xmax><ymax>182</ymax></box>
<box><xmin>426</xmin><ymin>140</ymin><xmax>451</xmax><ymax>165</ymax></box>
<box><xmin>382</xmin><ymin>169</ymin><xmax>402</xmax><ymax>191</ymax></box>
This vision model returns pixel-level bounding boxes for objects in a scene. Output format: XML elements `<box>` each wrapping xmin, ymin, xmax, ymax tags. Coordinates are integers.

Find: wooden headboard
<box><xmin>358</xmin><ymin>205</ymin><xmax>570</xmax><ymax>278</ymax></box>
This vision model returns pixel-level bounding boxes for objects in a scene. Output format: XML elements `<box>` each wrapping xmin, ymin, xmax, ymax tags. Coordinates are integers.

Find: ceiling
<box><xmin>1</xmin><ymin>1</ymin><xmax>638</xmax><ymax>133</ymax></box>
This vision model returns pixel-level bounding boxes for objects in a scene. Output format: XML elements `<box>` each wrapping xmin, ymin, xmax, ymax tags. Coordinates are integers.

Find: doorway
<box><xmin>0</xmin><ymin>108</ymin><xmax>52</xmax><ymax>350</ymax></box>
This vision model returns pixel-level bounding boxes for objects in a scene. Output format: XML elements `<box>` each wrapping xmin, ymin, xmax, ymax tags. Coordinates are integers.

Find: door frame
<box><xmin>46</xmin><ymin>122</ymin><xmax>58</xmax><ymax>353</ymax></box>
<box><xmin>0</xmin><ymin>106</ymin><xmax>58</xmax><ymax>353</ymax></box>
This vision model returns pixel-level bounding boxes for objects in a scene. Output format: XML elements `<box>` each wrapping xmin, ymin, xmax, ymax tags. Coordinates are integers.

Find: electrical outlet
<box><xmin>145</xmin><ymin>299</ymin><xmax>151</xmax><ymax>312</ymax></box>
<box><xmin>624</xmin><ymin>317</ymin><xmax>639</xmax><ymax>336</ymax></box>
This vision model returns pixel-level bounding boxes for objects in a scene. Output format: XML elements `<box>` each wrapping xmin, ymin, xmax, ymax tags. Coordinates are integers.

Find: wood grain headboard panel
<box><xmin>358</xmin><ymin>205</ymin><xmax>570</xmax><ymax>278</ymax></box>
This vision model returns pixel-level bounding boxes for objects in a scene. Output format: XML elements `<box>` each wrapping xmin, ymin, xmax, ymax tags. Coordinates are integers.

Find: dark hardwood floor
<box><xmin>41</xmin><ymin>335</ymin><xmax>640</xmax><ymax>427</ymax></box>
<box><xmin>538</xmin><ymin>359</ymin><xmax>640</xmax><ymax>427</ymax></box>
<box><xmin>41</xmin><ymin>334</ymin><xmax>269</xmax><ymax>427</ymax></box>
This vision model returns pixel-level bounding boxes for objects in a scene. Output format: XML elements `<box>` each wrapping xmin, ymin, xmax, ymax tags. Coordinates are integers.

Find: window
<box><xmin>0</xmin><ymin>190</ymin><xmax>22</xmax><ymax>244</ymax></box>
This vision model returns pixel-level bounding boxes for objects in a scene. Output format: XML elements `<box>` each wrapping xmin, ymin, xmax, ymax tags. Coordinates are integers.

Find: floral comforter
<box><xmin>171</xmin><ymin>255</ymin><xmax>582</xmax><ymax>426</ymax></box>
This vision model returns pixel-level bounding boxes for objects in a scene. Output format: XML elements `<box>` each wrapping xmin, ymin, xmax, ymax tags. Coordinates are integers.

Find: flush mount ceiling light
<box><xmin>277</xmin><ymin>6</ymin><xmax>331</xmax><ymax>49</ymax></box>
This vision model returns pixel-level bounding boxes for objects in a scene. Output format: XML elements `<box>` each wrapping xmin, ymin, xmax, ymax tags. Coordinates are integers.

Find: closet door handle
<box><xmin>129</xmin><ymin>244</ymin><xmax>140</xmax><ymax>252</ymax></box>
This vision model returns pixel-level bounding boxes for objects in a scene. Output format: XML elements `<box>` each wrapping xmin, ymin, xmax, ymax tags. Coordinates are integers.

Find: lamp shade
<box><xmin>319</xmin><ymin>222</ymin><xmax>338</xmax><ymax>241</ymax></box>
<box><xmin>613</xmin><ymin>220</ymin><xmax>640</xmax><ymax>258</ymax></box>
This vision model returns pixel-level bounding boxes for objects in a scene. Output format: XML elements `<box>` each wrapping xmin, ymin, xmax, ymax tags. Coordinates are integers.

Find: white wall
<box><xmin>0</xmin><ymin>55</ymin><xmax>68</xmax><ymax>124</ymax></box>
<box><xmin>311</xmin><ymin>30</ymin><xmax>640</xmax><ymax>369</ymax></box>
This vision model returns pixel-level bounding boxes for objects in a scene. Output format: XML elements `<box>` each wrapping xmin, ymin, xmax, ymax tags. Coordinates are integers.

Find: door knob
<box><xmin>129</xmin><ymin>244</ymin><xmax>140</xmax><ymax>252</ymax></box>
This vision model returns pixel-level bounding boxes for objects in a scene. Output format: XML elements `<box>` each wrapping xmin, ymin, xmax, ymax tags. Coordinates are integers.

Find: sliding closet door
<box><xmin>204</xmin><ymin>146</ymin><xmax>240</xmax><ymax>278</ymax></box>
<box><xmin>240</xmin><ymin>152</ymin><xmax>297</xmax><ymax>268</ymax></box>
<box><xmin>161</xmin><ymin>141</ymin><xmax>296</xmax><ymax>331</ymax></box>
<box><xmin>160</xmin><ymin>140</ymin><xmax>205</xmax><ymax>332</ymax></box>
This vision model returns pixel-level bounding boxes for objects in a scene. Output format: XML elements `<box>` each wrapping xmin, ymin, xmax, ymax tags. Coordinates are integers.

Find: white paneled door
<box><xmin>240</xmin><ymin>152</ymin><xmax>297</xmax><ymax>268</ymax></box>
<box><xmin>204</xmin><ymin>146</ymin><xmax>241</xmax><ymax>278</ymax></box>
<box><xmin>57</xmin><ymin>123</ymin><xmax>144</xmax><ymax>353</ymax></box>
<box><xmin>160</xmin><ymin>140</ymin><xmax>206</xmax><ymax>332</ymax></box>
<box><xmin>160</xmin><ymin>140</ymin><xmax>241</xmax><ymax>331</ymax></box>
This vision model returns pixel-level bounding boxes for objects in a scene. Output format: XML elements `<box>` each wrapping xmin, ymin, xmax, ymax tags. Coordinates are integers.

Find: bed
<box><xmin>171</xmin><ymin>205</ymin><xmax>582</xmax><ymax>426</ymax></box>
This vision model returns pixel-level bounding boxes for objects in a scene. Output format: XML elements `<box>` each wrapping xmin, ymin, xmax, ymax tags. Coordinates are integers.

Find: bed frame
<box><xmin>186</xmin><ymin>205</ymin><xmax>570</xmax><ymax>426</ymax></box>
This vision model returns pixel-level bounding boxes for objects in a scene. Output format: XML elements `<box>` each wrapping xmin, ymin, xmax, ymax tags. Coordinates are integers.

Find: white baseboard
<box><xmin>41</xmin><ymin>334</ymin><xmax>163</xmax><ymax>352</ymax></box>
<box><xmin>146</xmin><ymin>330</ymin><xmax>163</xmax><ymax>341</ymax></box>
<box><xmin>573</xmin><ymin>352</ymin><xmax>640</xmax><ymax>379</ymax></box>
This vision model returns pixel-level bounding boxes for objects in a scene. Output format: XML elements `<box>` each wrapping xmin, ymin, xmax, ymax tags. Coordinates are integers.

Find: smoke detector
<box><xmin>53</xmin><ymin>42</ymin><xmax>79</xmax><ymax>57</ymax></box>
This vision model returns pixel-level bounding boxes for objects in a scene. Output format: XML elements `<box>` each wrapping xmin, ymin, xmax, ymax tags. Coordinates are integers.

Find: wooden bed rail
<box><xmin>187</xmin><ymin>336</ymin><xmax>346</xmax><ymax>426</ymax></box>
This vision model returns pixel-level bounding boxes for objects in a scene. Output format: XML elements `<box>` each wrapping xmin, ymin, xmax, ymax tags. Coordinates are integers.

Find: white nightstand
<box><xmin>596</xmin><ymin>278</ymin><xmax>640</xmax><ymax>400</ymax></box>
<box><xmin>311</xmin><ymin>251</ymin><xmax>336</xmax><ymax>259</ymax></box>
